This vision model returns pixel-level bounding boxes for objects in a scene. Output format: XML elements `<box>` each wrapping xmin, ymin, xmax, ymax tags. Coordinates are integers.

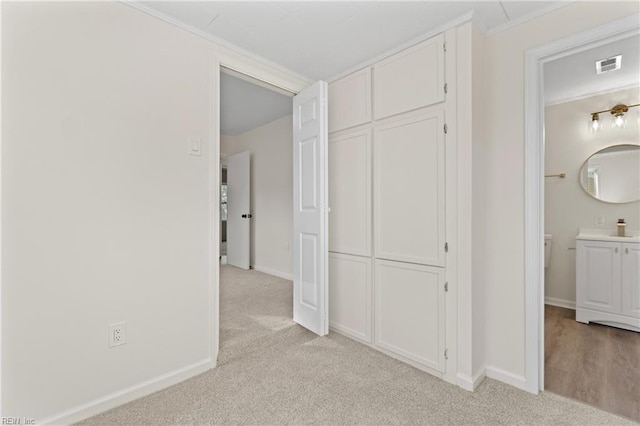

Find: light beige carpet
<box><xmin>80</xmin><ymin>266</ymin><xmax>635</xmax><ymax>425</ymax></box>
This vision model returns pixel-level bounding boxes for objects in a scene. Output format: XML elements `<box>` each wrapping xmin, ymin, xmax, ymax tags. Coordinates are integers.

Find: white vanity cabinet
<box><xmin>576</xmin><ymin>232</ymin><xmax>640</xmax><ymax>332</ymax></box>
<box><xmin>621</xmin><ymin>242</ymin><xmax>640</xmax><ymax>319</ymax></box>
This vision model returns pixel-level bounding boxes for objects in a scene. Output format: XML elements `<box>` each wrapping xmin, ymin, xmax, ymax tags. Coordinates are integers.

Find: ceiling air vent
<box><xmin>596</xmin><ymin>55</ymin><xmax>622</xmax><ymax>74</ymax></box>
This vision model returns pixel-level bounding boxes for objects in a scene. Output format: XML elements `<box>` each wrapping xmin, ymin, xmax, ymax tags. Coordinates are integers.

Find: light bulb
<box><xmin>612</xmin><ymin>114</ymin><xmax>626</xmax><ymax>129</ymax></box>
<box><xmin>610</xmin><ymin>104</ymin><xmax>629</xmax><ymax>129</ymax></box>
<box><xmin>590</xmin><ymin>113</ymin><xmax>602</xmax><ymax>133</ymax></box>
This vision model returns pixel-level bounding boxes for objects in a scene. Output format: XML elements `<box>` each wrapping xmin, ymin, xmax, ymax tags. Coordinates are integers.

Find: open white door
<box><xmin>227</xmin><ymin>151</ymin><xmax>251</xmax><ymax>270</ymax></box>
<box><xmin>293</xmin><ymin>81</ymin><xmax>329</xmax><ymax>336</ymax></box>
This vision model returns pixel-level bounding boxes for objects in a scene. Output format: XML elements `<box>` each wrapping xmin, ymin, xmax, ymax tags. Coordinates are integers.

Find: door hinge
<box><xmin>444</xmin><ymin>348</ymin><xmax>449</xmax><ymax>360</ymax></box>
<box><xmin>444</xmin><ymin>124</ymin><xmax>448</xmax><ymax>134</ymax></box>
<box><xmin>445</xmin><ymin>282</ymin><xmax>448</xmax><ymax>292</ymax></box>
<box><xmin>444</xmin><ymin>83</ymin><xmax>448</xmax><ymax>94</ymax></box>
<box><xmin>444</xmin><ymin>242</ymin><xmax>449</xmax><ymax>252</ymax></box>
<box><xmin>443</xmin><ymin>42</ymin><xmax>447</xmax><ymax>53</ymax></box>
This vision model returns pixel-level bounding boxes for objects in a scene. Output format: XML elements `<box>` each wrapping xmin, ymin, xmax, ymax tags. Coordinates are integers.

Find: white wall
<box><xmin>221</xmin><ymin>115</ymin><xmax>293</xmax><ymax>278</ymax></box>
<box><xmin>482</xmin><ymin>1</ymin><xmax>639</xmax><ymax>383</ymax></box>
<box><xmin>2</xmin><ymin>1</ymin><xmax>211</xmax><ymax>419</ymax></box>
<box><xmin>1</xmin><ymin>2</ymin><xmax>307</xmax><ymax>422</ymax></box>
<box><xmin>455</xmin><ymin>22</ymin><xmax>487</xmax><ymax>388</ymax></box>
<box><xmin>544</xmin><ymin>88</ymin><xmax>640</xmax><ymax>306</ymax></box>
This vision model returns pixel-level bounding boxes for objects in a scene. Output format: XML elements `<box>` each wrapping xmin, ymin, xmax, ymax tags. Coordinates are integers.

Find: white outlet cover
<box><xmin>109</xmin><ymin>322</ymin><xmax>127</xmax><ymax>347</ymax></box>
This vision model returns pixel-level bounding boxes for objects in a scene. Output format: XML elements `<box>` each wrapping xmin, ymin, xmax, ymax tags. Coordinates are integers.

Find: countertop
<box><xmin>576</xmin><ymin>228</ymin><xmax>640</xmax><ymax>243</ymax></box>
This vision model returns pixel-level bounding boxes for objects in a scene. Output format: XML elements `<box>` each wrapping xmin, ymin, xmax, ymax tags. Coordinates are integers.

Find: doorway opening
<box><xmin>218</xmin><ymin>67</ymin><xmax>296</xmax><ymax>364</ymax></box>
<box><xmin>542</xmin><ymin>34</ymin><xmax>639</xmax><ymax>421</ymax></box>
<box><xmin>524</xmin><ymin>14</ymin><xmax>639</xmax><ymax>422</ymax></box>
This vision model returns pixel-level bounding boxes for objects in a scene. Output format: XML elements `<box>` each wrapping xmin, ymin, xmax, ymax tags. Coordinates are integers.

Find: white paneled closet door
<box><xmin>327</xmin><ymin>127</ymin><xmax>373</xmax><ymax>343</ymax></box>
<box><xmin>326</xmin><ymin>31</ymin><xmax>449</xmax><ymax>377</ymax></box>
<box><xmin>329</xmin><ymin>253</ymin><xmax>372</xmax><ymax>343</ymax></box>
<box><xmin>328</xmin><ymin>129</ymin><xmax>372</xmax><ymax>257</ymax></box>
<box><xmin>328</xmin><ymin>68</ymin><xmax>372</xmax><ymax>133</ymax></box>
<box><xmin>375</xmin><ymin>260</ymin><xmax>446</xmax><ymax>373</ymax></box>
<box><xmin>374</xmin><ymin>109</ymin><xmax>446</xmax><ymax>267</ymax></box>
<box><xmin>374</xmin><ymin>34</ymin><xmax>445</xmax><ymax>120</ymax></box>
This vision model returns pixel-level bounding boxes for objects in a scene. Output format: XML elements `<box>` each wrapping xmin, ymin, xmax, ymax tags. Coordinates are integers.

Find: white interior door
<box><xmin>227</xmin><ymin>151</ymin><xmax>250</xmax><ymax>270</ymax></box>
<box><xmin>293</xmin><ymin>81</ymin><xmax>329</xmax><ymax>336</ymax></box>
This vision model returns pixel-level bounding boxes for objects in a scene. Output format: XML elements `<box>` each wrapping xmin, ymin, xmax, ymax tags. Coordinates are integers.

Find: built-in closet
<box><xmin>328</xmin><ymin>32</ymin><xmax>452</xmax><ymax>378</ymax></box>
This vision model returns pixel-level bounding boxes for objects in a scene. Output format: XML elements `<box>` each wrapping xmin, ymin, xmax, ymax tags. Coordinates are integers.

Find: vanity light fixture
<box><xmin>590</xmin><ymin>103</ymin><xmax>640</xmax><ymax>133</ymax></box>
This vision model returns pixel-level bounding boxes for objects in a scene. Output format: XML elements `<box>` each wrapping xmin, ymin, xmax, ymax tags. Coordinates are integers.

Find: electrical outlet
<box><xmin>595</xmin><ymin>215</ymin><xmax>606</xmax><ymax>226</ymax></box>
<box><xmin>109</xmin><ymin>322</ymin><xmax>127</xmax><ymax>347</ymax></box>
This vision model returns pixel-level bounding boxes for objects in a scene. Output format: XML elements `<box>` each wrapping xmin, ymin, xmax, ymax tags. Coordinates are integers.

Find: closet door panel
<box><xmin>374</xmin><ymin>259</ymin><xmax>445</xmax><ymax>372</ymax></box>
<box><xmin>329</xmin><ymin>68</ymin><xmax>372</xmax><ymax>133</ymax></box>
<box><xmin>374</xmin><ymin>110</ymin><xmax>445</xmax><ymax>266</ymax></box>
<box><xmin>329</xmin><ymin>253</ymin><xmax>372</xmax><ymax>343</ymax></box>
<box><xmin>329</xmin><ymin>129</ymin><xmax>371</xmax><ymax>256</ymax></box>
<box><xmin>374</xmin><ymin>35</ymin><xmax>444</xmax><ymax>120</ymax></box>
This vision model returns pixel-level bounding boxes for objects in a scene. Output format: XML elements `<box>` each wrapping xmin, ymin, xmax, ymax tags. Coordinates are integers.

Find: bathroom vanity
<box><xmin>576</xmin><ymin>229</ymin><xmax>640</xmax><ymax>332</ymax></box>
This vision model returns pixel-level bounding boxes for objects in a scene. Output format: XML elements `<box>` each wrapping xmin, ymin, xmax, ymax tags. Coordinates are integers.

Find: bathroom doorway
<box><xmin>540</xmin><ymin>32</ymin><xmax>640</xmax><ymax>421</ymax></box>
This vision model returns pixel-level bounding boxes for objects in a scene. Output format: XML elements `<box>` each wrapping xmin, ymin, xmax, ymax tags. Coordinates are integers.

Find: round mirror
<box><xmin>580</xmin><ymin>144</ymin><xmax>640</xmax><ymax>204</ymax></box>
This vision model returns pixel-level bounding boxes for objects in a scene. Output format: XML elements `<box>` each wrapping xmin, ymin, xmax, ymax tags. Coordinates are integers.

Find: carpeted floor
<box><xmin>80</xmin><ymin>266</ymin><xmax>634</xmax><ymax>425</ymax></box>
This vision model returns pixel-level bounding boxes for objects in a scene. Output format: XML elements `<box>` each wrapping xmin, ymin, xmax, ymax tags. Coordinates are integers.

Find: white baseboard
<box><xmin>252</xmin><ymin>265</ymin><xmax>293</xmax><ymax>281</ymax></box>
<box><xmin>544</xmin><ymin>297</ymin><xmax>576</xmax><ymax>310</ymax></box>
<box><xmin>485</xmin><ymin>366</ymin><xmax>527</xmax><ymax>391</ymax></box>
<box><xmin>457</xmin><ymin>368</ymin><xmax>486</xmax><ymax>391</ymax></box>
<box><xmin>38</xmin><ymin>358</ymin><xmax>213</xmax><ymax>425</ymax></box>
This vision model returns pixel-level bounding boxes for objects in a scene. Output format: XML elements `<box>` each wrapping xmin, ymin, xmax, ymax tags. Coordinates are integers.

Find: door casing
<box><xmin>211</xmin><ymin>57</ymin><xmax>309</xmax><ymax>366</ymax></box>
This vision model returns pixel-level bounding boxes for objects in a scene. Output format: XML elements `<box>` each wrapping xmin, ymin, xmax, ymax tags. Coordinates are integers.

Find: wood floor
<box><xmin>545</xmin><ymin>305</ymin><xmax>640</xmax><ymax>421</ymax></box>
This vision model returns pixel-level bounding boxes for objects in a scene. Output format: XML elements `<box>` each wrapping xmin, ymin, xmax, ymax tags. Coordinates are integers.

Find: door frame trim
<box><xmin>210</xmin><ymin>55</ymin><xmax>310</xmax><ymax>365</ymax></box>
<box><xmin>523</xmin><ymin>14</ymin><xmax>640</xmax><ymax>394</ymax></box>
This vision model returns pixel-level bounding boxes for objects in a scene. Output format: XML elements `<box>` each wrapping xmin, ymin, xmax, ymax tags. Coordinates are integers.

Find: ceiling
<box><xmin>139</xmin><ymin>1</ymin><xmax>569</xmax><ymax>135</ymax></box>
<box><xmin>141</xmin><ymin>1</ymin><xmax>568</xmax><ymax>81</ymax></box>
<box><xmin>220</xmin><ymin>72</ymin><xmax>292</xmax><ymax>135</ymax></box>
<box><xmin>544</xmin><ymin>34</ymin><xmax>640</xmax><ymax>105</ymax></box>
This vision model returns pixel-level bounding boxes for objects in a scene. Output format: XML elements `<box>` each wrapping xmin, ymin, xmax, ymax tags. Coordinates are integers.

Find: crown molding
<box><xmin>486</xmin><ymin>1</ymin><xmax>576</xmax><ymax>37</ymax></box>
<box><xmin>121</xmin><ymin>1</ymin><xmax>314</xmax><ymax>85</ymax></box>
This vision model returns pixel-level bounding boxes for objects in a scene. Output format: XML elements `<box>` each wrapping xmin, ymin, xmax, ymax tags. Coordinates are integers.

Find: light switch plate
<box><xmin>188</xmin><ymin>137</ymin><xmax>202</xmax><ymax>156</ymax></box>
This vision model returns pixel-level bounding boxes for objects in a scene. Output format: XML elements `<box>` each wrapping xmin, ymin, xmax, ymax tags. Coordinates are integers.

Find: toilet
<box><xmin>544</xmin><ymin>234</ymin><xmax>552</xmax><ymax>268</ymax></box>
